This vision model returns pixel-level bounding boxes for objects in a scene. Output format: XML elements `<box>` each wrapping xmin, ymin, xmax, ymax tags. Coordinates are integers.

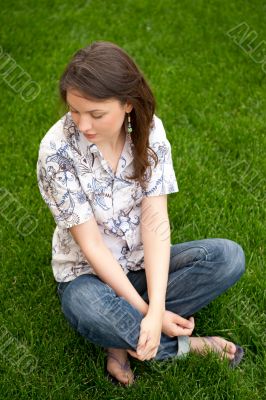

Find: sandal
<box><xmin>205</xmin><ymin>337</ymin><xmax>244</xmax><ymax>368</ymax></box>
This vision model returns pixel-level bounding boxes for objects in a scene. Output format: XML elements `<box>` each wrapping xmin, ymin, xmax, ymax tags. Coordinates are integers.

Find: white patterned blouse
<box><xmin>36</xmin><ymin>112</ymin><xmax>178</xmax><ymax>282</ymax></box>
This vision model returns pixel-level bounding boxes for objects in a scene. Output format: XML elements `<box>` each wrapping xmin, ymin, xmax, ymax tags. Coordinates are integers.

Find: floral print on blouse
<box><xmin>36</xmin><ymin>112</ymin><xmax>178</xmax><ymax>282</ymax></box>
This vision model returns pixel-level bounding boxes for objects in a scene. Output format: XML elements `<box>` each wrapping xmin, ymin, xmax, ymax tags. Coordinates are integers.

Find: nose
<box><xmin>77</xmin><ymin>115</ymin><xmax>93</xmax><ymax>133</ymax></box>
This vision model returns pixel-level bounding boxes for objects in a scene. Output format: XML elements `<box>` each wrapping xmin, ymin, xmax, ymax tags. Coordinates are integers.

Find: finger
<box><xmin>142</xmin><ymin>346</ymin><xmax>159</xmax><ymax>361</ymax></box>
<box><xmin>127</xmin><ymin>348</ymin><xmax>148</xmax><ymax>360</ymax></box>
<box><xmin>137</xmin><ymin>330</ymin><xmax>149</xmax><ymax>346</ymax></box>
<box><xmin>173</xmin><ymin>325</ymin><xmax>194</xmax><ymax>336</ymax></box>
<box><xmin>189</xmin><ymin>316</ymin><xmax>195</xmax><ymax>326</ymax></box>
<box><xmin>174</xmin><ymin>314</ymin><xmax>194</xmax><ymax>328</ymax></box>
<box><xmin>127</xmin><ymin>349</ymin><xmax>140</xmax><ymax>359</ymax></box>
<box><xmin>146</xmin><ymin>346</ymin><xmax>159</xmax><ymax>360</ymax></box>
<box><xmin>138</xmin><ymin>340</ymin><xmax>159</xmax><ymax>360</ymax></box>
<box><xmin>137</xmin><ymin>341</ymin><xmax>152</xmax><ymax>357</ymax></box>
<box><xmin>187</xmin><ymin>317</ymin><xmax>195</xmax><ymax>331</ymax></box>
<box><xmin>128</xmin><ymin>348</ymin><xmax>147</xmax><ymax>361</ymax></box>
<box><xmin>137</xmin><ymin>331</ymin><xmax>150</xmax><ymax>353</ymax></box>
<box><xmin>181</xmin><ymin>326</ymin><xmax>194</xmax><ymax>335</ymax></box>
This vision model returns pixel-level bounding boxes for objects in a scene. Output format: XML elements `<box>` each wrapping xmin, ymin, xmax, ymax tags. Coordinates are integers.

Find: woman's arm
<box><xmin>140</xmin><ymin>194</ymin><xmax>171</xmax><ymax>314</ymax></box>
<box><xmin>69</xmin><ymin>217</ymin><xmax>149</xmax><ymax>315</ymax></box>
<box><xmin>127</xmin><ymin>194</ymin><xmax>171</xmax><ymax>359</ymax></box>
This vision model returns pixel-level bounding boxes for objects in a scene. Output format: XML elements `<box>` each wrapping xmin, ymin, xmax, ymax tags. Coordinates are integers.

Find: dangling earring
<box><xmin>127</xmin><ymin>113</ymin><xmax>133</xmax><ymax>134</ymax></box>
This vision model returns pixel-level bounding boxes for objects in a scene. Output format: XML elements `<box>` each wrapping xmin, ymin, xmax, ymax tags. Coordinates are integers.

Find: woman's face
<box><xmin>66</xmin><ymin>89</ymin><xmax>133</xmax><ymax>145</ymax></box>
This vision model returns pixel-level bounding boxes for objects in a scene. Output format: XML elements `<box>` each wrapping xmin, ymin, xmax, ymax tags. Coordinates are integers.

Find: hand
<box><xmin>162</xmin><ymin>310</ymin><xmax>195</xmax><ymax>337</ymax></box>
<box><xmin>127</xmin><ymin>311</ymin><xmax>162</xmax><ymax>361</ymax></box>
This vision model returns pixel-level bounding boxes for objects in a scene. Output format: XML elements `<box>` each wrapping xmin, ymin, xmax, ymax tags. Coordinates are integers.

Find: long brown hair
<box><xmin>59</xmin><ymin>41</ymin><xmax>158</xmax><ymax>189</ymax></box>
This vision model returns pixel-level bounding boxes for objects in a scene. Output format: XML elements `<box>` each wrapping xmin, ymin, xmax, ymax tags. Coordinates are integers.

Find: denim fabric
<box><xmin>56</xmin><ymin>238</ymin><xmax>245</xmax><ymax>361</ymax></box>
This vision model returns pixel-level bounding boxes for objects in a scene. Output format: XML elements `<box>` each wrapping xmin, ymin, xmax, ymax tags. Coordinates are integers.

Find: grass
<box><xmin>0</xmin><ymin>0</ymin><xmax>265</xmax><ymax>398</ymax></box>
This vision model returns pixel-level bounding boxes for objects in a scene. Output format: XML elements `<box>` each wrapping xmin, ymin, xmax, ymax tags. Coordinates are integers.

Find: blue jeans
<box><xmin>57</xmin><ymin>238</ymin><xmax>245</xmax><ymax>361</ymax></box>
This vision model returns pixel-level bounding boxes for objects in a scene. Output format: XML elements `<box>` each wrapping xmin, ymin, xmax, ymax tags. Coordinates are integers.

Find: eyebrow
<box><xmin>66</xmin><ymin>102</ymin><xmax>105</xmax><ymax>112</ymax></box>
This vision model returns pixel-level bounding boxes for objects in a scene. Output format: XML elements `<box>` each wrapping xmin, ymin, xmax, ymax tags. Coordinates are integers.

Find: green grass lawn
<box><xmin>0</xmin><ymin>0</ymin><xmax>265</xmax><ymax>398</ymax></box>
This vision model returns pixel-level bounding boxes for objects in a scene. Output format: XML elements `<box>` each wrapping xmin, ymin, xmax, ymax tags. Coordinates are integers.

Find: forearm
<box><xmin>83</xmin><ymin>241</ymin><xmax>149</xmax><ymax>315</ymax></box>
<box><xmin>141</xmin><ymin>217</ymin><xmax>171</xmax><ymax>314</ymax></box>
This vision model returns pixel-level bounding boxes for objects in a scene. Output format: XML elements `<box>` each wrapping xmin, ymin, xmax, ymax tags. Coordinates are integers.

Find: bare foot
<box><xmin>106</xmin><ymin>348</ymin><xmax>135</xmax><ymax>385</ymax></box>
<box><xmin>189</xmin><ymin>336</ymin><xmax>237</xmax><ymax>361</ymax></box>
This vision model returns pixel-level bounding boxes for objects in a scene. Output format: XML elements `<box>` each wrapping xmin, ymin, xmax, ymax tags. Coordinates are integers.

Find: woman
<box><xmin>37</xmin><ymin>41</ymin><xmax>245</xmax><ymax>386</ymax></box>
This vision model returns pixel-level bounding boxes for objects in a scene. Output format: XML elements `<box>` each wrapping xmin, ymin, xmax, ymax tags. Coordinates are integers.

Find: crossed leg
<box><xmin>59</xmin><ymin>238</ymin><xmax>245</xmax><ymax>384</ymax></box>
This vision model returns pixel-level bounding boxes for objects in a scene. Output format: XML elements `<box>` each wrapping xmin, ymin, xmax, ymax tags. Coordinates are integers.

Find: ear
<box><xmin>125</xmin><ymin>102</ymin><xmax>133</xmax><ymax>113</ymax></box>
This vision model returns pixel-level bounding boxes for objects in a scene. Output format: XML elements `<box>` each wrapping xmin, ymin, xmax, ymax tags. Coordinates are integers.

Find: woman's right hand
<box><xmin>162</xmin><ymin>310</ymin><xmax>195</xmax><ymax>337</ymax></box>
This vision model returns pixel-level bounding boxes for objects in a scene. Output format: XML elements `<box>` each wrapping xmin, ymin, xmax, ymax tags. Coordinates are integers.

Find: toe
<box><xmin>227</xmin><ymin>342</ymin><xmax>237</xmax><ymax>355</ymax></box>
<box><xmin>213</xmin><ymin>337</ymin><xmax>236</xmax><ymax>354</ymax></box>
<box><xmin>222</xmin><ymin>339</ymin><xmax>237</xmax><ymax>355</ymax></box>
<box><xmin>107</xmin><ymin>360</ymin><xmax>134</xmax><ymax>385</ymax></box>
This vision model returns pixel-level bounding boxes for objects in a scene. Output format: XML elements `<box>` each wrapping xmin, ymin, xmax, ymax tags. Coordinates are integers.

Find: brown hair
<box><xmin>59</xmin><ymin>40</ymin><xmax>158</xmax><ymax>189</ymax></box>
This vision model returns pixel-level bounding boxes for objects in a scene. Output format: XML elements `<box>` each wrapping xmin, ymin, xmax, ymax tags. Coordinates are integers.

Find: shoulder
<box><xmin>39</xmin><ymin>113</ymin><xmax>68</xmax><ymax>148</ymax></box>
<box><xmin>38</xmin><ymin>113</ymin><xmax>73</xmax><ymax>161</ymax></box>
<box><xmin>148</xmin><ymin>114</ymin><xmax>172</xmax><ymax>156</ymax></box>
<box><xmin>149</xmin><ymin>114</ymin><xmax>168</xmax><ymax>143</ymax></box>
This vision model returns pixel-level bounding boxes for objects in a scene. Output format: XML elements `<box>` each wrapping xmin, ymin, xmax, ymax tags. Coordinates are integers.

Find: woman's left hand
<box><xmin>127</xmin><ymin>311</ymin><xmax>162</xmax><ymax>361</ymax></box>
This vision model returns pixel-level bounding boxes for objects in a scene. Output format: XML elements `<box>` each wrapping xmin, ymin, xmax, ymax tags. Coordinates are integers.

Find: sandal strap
<box><xmin>205</xmin><ymin>337</ymin><xmax>244</xmax><ymax>367</ymax></box>
<box><xmin>205</xmin><ymin>336</ymin><xmax>224</xmax><ymax>352</ymax></box>
<box><xmin>205</xmin><ymin>336</ymin><xmax>232</xmax><ymax>353</ymax></box>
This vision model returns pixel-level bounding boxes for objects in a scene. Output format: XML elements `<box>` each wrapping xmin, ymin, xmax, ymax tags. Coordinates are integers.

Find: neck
<box><xmin>99</xmin><ymin>129</ymin><xmax>126</xmax><ymax>153</ymax></box>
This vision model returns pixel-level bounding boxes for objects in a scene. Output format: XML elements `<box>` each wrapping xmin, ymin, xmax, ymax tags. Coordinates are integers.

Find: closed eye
<box><xmin>69</xmin><ymin>109</ymin><xmax>103</xmax><ymax>119</ymax></box>
<box><xmin>93</xmin><ymin>115</ymin><xmax>103</xmax><ymax>119</ymax></box>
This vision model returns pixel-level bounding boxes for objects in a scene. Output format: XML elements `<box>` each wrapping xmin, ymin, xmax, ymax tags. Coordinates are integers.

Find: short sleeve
<box><xmin>36</xmin><ymin>139</ymin><xmax>94</xmax><ymax>229</ymax></box>
<box><xmin>143</xmin><ymin>116</ymin><xmax>179</xmax><ymax>197</ymax></box>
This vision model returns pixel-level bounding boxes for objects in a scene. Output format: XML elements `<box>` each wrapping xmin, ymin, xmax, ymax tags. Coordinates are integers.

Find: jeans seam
<box><xmin>170</xmin><ymin>245</ymin><xmax>209</xmax><ymax>261</ymax></box>
<box><xmin>168</xmin><ymin>245</ymin><xmax>209</xmax><ymax>290</ymax></box>
<box><xmin>57</xmin><ymin>281</ymin><xmax>71</xmax><ymax>300</ymax></box>
<box><xmin>167</xmin><ymin>264</ymin><xmax>193</xmax><ymax>290</ymax></box>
